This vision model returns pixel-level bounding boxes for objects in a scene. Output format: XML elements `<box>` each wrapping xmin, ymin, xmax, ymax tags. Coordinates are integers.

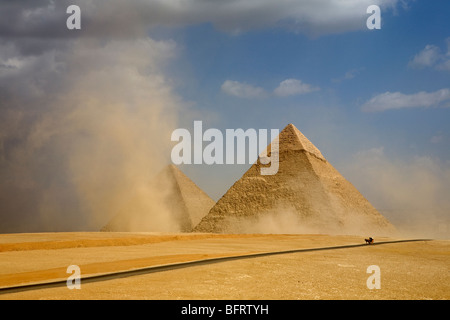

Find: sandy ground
<box><xmin>0</xmin><ymin>232</ymin><xmax>448</xmax><ymax>300</ymax></box>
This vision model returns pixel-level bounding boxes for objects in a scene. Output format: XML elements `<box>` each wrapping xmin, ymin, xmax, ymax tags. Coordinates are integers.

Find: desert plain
<box><xmin>0</xmin><ymin>231</ymin><xmax>448</xmax><ymax>300</ymax></box>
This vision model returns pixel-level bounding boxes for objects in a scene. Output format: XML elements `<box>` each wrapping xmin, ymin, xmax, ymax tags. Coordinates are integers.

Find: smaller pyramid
<box><xmin>101</xmin><ymin>164</ymin><xmax>215</xmax><ymax>232</ymax></box>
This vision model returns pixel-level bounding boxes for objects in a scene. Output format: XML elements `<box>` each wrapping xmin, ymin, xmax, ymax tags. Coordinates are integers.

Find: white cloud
<box><xmin>332</xmin><ymin>68</ymin><xmax>364</xmax><ymax>83</ymax></box>
<box><xmin>274</xmin><ymin>78</ymin><xmax>319</xmax><ymax>97</ymax></box>
<box><xmin>221</xmin><ymin>78</ymin><xmax>319</xmax><ymax>99</ymax></box>
<box><xmin>408</xmin><ymin>39</ymin><xmax>450</xmax><ymax>71</ymax></box>
<box><xmin>408</xmin><ymin>45</ymin><xmax>441</xmax><ymax>69</ymax></box>
<box><xmin>361</xmin><ymin>88</ymin><xmax>450</xmax><ymax>112</ymax></box>
<box><xmin>221</xmin><ymin>80</ymin><xmax>267</xmax><ymax>99</ymax></box>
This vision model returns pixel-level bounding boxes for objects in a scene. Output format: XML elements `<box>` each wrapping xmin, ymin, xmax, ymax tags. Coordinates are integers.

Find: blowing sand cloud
<box><xmin>341</xmin><ymin>147</ymin><xmax>450</xmax><ymax>238</ymax></box>
<box><xmin>0</xmin><ymin>4</ymin><xmax>187</xmax><ymax>232</ymax></box>
<box><xmin>0</xmin><ymin>38</ymin><xmax>185</xmax><ymax>232</ymax></box>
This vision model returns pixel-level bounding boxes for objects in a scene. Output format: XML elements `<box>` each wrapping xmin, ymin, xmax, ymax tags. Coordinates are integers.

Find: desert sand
<box><xmin>0</xmin><ymin>232</ymin><xmax>448</xmax><ymax>300</ymax></box>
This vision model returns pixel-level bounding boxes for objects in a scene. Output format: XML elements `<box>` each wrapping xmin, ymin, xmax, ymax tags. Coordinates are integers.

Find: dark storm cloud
<box><xmin>0</xmin><ymin>0</ymin><xmax>71</xmax><ymax>38</ymax></box>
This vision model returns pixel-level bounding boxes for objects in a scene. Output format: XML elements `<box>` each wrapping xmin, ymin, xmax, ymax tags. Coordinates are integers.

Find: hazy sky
<box><xmin>0</xmin><ymin>0</ymin><xmax>449</xmax><ymax>234</ymax></box>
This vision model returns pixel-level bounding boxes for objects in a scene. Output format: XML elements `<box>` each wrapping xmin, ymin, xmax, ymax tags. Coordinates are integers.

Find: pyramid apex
<box><xmin>286</xmin><ymin>123</ymin><xmax>296</xmax><ymax>129</ymax></box>
<box><xmin>279</xmin><ymin>123</ymin><xmax>325</xmax><ymax>160</ymax></box>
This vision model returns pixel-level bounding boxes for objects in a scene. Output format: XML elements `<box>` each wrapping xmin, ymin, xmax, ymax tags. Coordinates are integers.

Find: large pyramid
<box><xmin>102</xmin><ymin>164</ymin><xmax>215</xmax><ymax>232</ymax></box>
<box><xmin>194</xmin><ymin>124</ymin><xmax>395</xmax><ymax>236</ymax></box>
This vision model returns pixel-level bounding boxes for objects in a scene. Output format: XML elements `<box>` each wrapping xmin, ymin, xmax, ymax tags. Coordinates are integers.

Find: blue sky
<box><xmin>0</xmin><ymin>0</ymin><xmax>449</xmax><ymax>232</ymax></box>
<box><xmin>159</xmin><ymin>0</ymin><xmax>450</xmax><ymax>143</ymax></box>
<box><xmin>153</xmin><ymin>1</ymin><xmax>450</xmax><ymax>204</ymax></box>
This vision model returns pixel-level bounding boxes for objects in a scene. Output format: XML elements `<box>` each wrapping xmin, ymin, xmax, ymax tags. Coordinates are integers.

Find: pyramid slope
<box><xmin>167</xmin><ymin>164</ymin><xmax>216</xmax><ymax>228</ymax></box>
<box><xmin>101</xmin><ymin>165</ymin><xmax>215</xmax><ymax>232</ymax></box>
<box><xmin>194</xmin><ymin>124</ymin><xmax>395</xmax><ymax>236</ymax></box>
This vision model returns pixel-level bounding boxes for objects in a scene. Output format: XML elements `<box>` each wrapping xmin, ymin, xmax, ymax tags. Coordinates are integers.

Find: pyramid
<box><xmin>194</xmin><ymin>124</ymin><xmax>395</xmax><ymax>236</ymax></box>
<box><xmin>101</xmin><ymin>164</ymin><xmax>215</xmax><ymax>232</ymax></box>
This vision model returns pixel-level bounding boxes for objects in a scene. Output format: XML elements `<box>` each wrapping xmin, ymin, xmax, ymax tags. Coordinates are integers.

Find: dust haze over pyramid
<box><xmin>194</xmin><ymin>124</ymin><xmax>395</xmax><ymax>236</ymax></box>
<box><xmin>102</xmin><ymin>164</ymin><xmax>215</xmax><ymax>232</ymax></box>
